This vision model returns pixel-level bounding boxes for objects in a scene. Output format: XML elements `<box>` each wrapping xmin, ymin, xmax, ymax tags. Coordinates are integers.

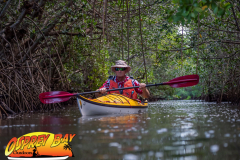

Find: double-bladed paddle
<box><xmin>39</xmin><ymin>74</ymin><xmax>199</xmax><ymax>104</ymax></box>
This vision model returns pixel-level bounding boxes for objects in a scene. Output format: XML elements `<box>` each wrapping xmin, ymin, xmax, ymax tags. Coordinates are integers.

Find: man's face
<box><xmin>115</xmin><ymin>68</ymin><xmax>127</xmax><ymax>77</ymax></box>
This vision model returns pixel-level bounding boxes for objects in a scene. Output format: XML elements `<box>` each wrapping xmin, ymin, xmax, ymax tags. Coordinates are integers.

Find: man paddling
<box><xmin>96</xmin><ymin>60</ymin><xmax>150</xmax><ymax>99</ymax></box>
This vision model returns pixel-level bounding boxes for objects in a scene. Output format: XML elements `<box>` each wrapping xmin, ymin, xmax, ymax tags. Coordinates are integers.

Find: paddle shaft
<box><xmin>43</xmin><ymin>78</ymin><xmax>197</xmax><ymax>99</ymax></box>
<box><xmin>43</xmin><ymin>85</ymin><xmax>154</xmax><ymax>98</ymax></box>
<box><xmin>39</xmin><ymin>75</ymin><xmax>199</xmax><ymax>103</ymax></box>
<box><xmin>78</xmin><ymin>78</ymin><xmax>197</xmax><ymax>95</ymax></box>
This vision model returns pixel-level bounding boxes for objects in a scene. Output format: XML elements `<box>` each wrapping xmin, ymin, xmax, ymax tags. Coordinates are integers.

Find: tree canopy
<box><xmin>0</xmin><ymin>0</ymin><xmax>239</xmax><ymax>117</ymax></box>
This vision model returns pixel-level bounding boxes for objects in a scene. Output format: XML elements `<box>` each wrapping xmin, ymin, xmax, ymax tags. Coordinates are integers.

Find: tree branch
<box><xmin>0</xmin><ymin>0</ymin><xmax>12</xmax><ymax>19</ymax></box>
<box><xmin>47</xmin><ymin>31</ymin><xmax>85</xmax><ymax>36</ymax></box>
<box><xmin>231</xmin><ymin>7</ymin><xmax>240</xmax><ymax>31</ymax></box>
<box><xmin>148</xmin><ymin>40</ymin><xmax>240</xmax><ymax>52</ymax></box>
<box><xmin>19</xmin><ymin>0</ymin><xmax>73</xmax><ymax>63</ymax></box>
<box><xmin>199</xmin><ymin>50</ymin><xmax>240</xmax><ymax>59</ymax></box>
<box><xmin>200</xmin><ymin>23</ymin><xmax>240</xmax><ymax>33</ymax></box>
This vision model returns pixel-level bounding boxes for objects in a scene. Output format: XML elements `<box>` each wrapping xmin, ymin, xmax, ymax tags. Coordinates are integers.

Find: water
<box><xmin>1</xmin><ymin>100</ymin><xmax>240</xmax><ymax>159</ymax></box>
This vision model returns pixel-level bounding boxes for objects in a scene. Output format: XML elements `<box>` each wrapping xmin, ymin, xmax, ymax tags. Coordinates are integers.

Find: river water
<box><xmin>1</xmin><ymin>100</ymin><xmax>240</xmax><ymax>159</ymax></box>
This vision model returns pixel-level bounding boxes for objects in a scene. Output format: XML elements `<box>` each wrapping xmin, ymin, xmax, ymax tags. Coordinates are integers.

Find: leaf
<box><xmin>202</xmin><ymin>5</ymin><xmax>208</xmax><ymax>10</ymax></box>
<box><xmin>172</xmin><ymin>0</ymin><xmax>179</xmax><ymax>4</ymax></box>
<box><xmin>213</xmin><ymin>6</ymin><xmax>218</xmax><ymax>14</ymax></box>
<box><xmin>182</xmin><ymin>9</ymin><xmax>189</xmax><ymax>16</ymax></box>
<box><xmin>190</xmin><ymin>12</ymin><xmax>196</xmax><ymax>18</ymax></box>
<box><xmin>211</xmin><ymin>3</ymin><xmax>217</xmax><ymax>11</ymax></box>
<box><xmin>193</xmin><ymin>3</ymin><xmax>198</xmax><ymax>7</ymax></box>
<box><xmin>195</xmin><ymin>7</ymin><xmax>203</xmax><ymax>12</ymax></box>
<box><xmin>218</xmin><ymin>8</ymin><xmax>225</xmax><ymax>16</ymax></box>
<box><xmin>224</xmin><ymin>3</ymin><xmax>232</xmax><ymax>10</ymax></box>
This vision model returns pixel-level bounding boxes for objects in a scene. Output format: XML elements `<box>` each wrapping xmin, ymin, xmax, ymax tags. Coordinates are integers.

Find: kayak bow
<box><xmin>76</xmin><ymin>93</ymin><xmax>148</xmax><ymax>116</ymax></box>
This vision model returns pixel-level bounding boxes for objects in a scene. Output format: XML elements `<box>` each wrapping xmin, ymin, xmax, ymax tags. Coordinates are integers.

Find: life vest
<box><xmin>108</xmin><ymin>76</ymin><xmax>138</xmax><ymax>99</ymax></box>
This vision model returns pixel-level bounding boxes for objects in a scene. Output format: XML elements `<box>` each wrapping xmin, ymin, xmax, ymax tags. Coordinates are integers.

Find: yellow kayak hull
<box><xmin>76</xmin><ymin>93</ymin><xmax>148</xmax><ymax>116</ymax></box>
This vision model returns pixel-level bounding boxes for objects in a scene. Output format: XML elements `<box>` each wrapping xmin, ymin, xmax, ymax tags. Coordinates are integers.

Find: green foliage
<box><xmin>174</xmin><ymin>85</ymin><xmax>202</xmax><ymax>99</ymax></box>
<box><xmin>1</xmin><ymin>0</ymin><xmax>239</xmax><ymax>117</ymax></box>
<box><xmin>185</xmin><ymin>95</ymin><xmax>191</xmax><ymax>100</ymax></box>
<box><xmin>59</xmin><ymin>0</ymin><xmax>239</xmax><ymax>105</ymax></box>
<box><xmin>169</xmin><ymin>0</ymin><xmax>233</xmax><ymax>24</ymax></box>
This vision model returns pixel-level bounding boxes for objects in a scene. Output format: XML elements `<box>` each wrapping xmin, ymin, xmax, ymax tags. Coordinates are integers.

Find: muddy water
<box><xmin>1</xmin><ymin>100</ymin><xmax>240</xmax><ymax>159</ymax></box>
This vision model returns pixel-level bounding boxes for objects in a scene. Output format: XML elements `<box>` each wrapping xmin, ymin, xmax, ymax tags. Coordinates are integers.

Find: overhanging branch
<box><xmin>47</xmin><ymin>31</ymin><xmax>85</xmax><ymax>36</ymax></box>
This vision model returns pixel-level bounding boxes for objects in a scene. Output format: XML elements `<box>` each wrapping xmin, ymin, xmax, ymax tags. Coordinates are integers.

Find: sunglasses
<box><xmin>115</xmin><ymin>68</ymin><xmax>126</xmax><ymax>71</ymax></box>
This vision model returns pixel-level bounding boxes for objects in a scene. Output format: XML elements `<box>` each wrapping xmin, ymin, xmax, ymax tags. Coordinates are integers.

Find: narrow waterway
<box><xmin>1</xmin><ymin>100</ymin><xmax>240</xmax><ymax>159</ymax></box>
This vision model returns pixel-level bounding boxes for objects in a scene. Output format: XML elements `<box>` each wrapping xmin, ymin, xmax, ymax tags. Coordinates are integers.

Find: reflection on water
<box><xmin>1</xmin><ymin>100</ymin><xmax>240</xmax><ymax>159</ymax></box>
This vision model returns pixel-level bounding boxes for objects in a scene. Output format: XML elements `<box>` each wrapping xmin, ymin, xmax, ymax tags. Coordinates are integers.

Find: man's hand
<box><xmin>139</xmin><ymin>83</ymin><xmax>150</xmax><ymax>98</ymax></box>
<box><xmin>97</xmin><ymin>88</ymin><xmax>107</xmax><ymax>94</ymax></box>
<box><xmin>139</xmin><ymin>83</ymin><xmax>147</xmax><ymax>90</ymax></box>
<box><xmin>95</xmin><ymin>88</ymin><xmax>107</xmax><ymax>97</ymax></box>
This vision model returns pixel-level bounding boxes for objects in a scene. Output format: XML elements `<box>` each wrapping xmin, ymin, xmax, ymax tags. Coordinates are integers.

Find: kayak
<box><xmin>76</xmin><ymin>93</ymin><xmax>148</xmax><ymax>116</ymax></box>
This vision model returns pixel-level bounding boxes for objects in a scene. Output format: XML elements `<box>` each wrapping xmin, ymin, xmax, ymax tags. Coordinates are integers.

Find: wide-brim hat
<box><xmin>111</xmin><ymin>60</ymin><xmax>131</xmax><ymax>73</ymax></box>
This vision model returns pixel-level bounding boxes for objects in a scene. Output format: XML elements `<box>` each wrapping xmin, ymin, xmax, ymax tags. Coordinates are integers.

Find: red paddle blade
<box><xmin>39</xmin><ymin>91</ymin><xmax>74</xmax><ymax>104</ymax></box>
<box><xmin>164</xmin><ymin>74</ymin><xmax>199</xmax><ymax>88</ymax></box>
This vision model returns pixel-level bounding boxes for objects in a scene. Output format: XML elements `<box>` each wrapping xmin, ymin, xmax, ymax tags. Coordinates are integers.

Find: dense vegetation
<box><xmin>0</xmin><ymin>0</ymin><xmax>239</xmax><ymax>118</ymax></box>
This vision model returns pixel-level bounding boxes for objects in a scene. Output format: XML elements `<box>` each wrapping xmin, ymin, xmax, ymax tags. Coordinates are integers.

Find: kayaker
<box><xmin>96</xmin><ymin>60</ymin><xmax>150</xmax><ymax>99</ymax></box>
